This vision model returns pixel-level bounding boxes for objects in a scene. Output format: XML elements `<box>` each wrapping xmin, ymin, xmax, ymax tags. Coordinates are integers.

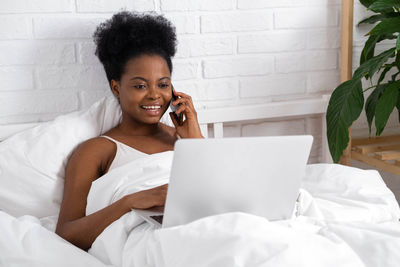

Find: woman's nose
<box><xmin>147</xmin><ymin>84</ymin><xmax>161</xmax><ymax>99</ymax></box>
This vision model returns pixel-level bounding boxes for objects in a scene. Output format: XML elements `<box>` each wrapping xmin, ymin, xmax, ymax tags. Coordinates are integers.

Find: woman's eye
<box><xmin>159</xmin><ymin>83</ymin><xmax>169</xmax><ymax>88</ymax></box>
<box><xmin>134</xmin><ymin>84</ymin><xmax>146</xmax><ymax>89</ymax></box>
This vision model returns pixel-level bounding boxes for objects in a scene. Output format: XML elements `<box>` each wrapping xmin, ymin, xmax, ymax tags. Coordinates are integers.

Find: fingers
<box><xmin>169</xmin><ymin>90</ymin><xmax>201</xmax><ymax>138</ymax></box>
<box><xmin>155</xmin><ymin>184</ymin><xmax>168</xmax><ymax>195</ymax></box>
<box><xmin>129</xmin><ymin>184</ymin><xmax>169</xmax><ymax>209</ymax></box>
<box><xmin>175</xmin><ymin>102</ymin><xmax>188</xmax><ymax>115</ymax></box>
<box><xmin>147</xmin><ymin>184</ymin><xmax>168</xmax><ymax>207</ymax></box>
<box><xmin>171</xmin><ymin>97</ymin><xmax>189</xmax><ymax>107</ymax></box>
<box><xmin>171</xmin><ymin>91</ymin><xmax>195</xmax><ymax>111</ymax></box>
<box><xmin>173</xmin><ymin>91</ymin><xmax>192</xmax><ymax>100</ymax></box>
<box><xmin>171</xmin><ymin>98</ymin><xmax>196</xmax><ymax>117</ymax></box>
<box><xmin>156</xmin><ymin>184</ymin><xmax>168</xmax><ymax>206</ymax></box>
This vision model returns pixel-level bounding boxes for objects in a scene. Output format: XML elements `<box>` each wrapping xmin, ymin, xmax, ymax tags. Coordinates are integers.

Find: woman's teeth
<box><xmin>141</xmin><ymin>105</ymin><xmax>161</xmax><ymax>110</ymax></box>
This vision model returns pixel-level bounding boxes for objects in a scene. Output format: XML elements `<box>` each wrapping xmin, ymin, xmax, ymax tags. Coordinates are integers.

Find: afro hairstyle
<box><xmin>93</xmin><ymin>11</ymin><xmax>177</xmax><ymax>85</ymax></box>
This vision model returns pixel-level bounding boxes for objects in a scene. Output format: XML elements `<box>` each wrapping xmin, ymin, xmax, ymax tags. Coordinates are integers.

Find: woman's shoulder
<box><xmin>78</xmin><ymin>136</ymin><xmax>116</xmax><ymax>150</ymax></box>
<box><xmin>67</xmin><ymin>136</ymin><xmax>117</xmax><ymax>177</ymax></box>
<box><xmin>72</xmin><ymin>136</ymin><xmax>117</xmax><ymax>163</ymax></box>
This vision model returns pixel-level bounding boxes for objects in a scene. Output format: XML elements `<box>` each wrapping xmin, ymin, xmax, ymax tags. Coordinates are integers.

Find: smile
<box><xmin>140</xmin><ymin>105</ymin><xmax>161</xmax><ymax>110</ymax></box>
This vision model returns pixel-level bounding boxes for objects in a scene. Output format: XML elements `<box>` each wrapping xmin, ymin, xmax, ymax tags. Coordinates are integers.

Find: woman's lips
<box><xmin>140</xmin><ymin>105</ymin><xmax>162</xmax><ymax>116</ymax></box>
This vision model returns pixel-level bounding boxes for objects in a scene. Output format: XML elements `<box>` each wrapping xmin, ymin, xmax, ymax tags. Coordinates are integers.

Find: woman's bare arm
<box><xmin>55</xmin><ymin>138</ymin><xmax>167</xmax><ymax>250</ymax></box>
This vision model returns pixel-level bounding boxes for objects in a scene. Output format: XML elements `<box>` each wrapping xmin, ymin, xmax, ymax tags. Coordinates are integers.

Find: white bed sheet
<box><xmin>0</xmin><ymin>211</ymin><xmax>111</xmax><ymax>267</ymax></box>
<box><xmin>82</xmin><ymin>153</ymin><xmax>400</xmax><ymax>267</ymax></box>
<box><xmin>1</xmin><ymin>156</ymin><xmax>400</xmax><ymax>267</ymax></box>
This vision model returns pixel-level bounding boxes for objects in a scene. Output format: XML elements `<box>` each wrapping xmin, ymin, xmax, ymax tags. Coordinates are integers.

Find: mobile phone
<box><xmin>169</xmin><ymin>85</ymin><xmax>183</xmax><ymax>125</ymax></box>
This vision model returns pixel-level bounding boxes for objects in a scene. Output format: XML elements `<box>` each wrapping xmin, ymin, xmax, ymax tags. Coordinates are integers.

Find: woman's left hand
<box><xmin>169</xmin><ymin>91</ymin><xmax>203</xmax><ymax>139</ymax></box>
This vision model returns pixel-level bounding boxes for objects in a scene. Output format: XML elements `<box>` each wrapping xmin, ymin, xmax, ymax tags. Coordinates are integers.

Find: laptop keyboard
<box><xmin>150</xmin><ymin>215</ymin><xmax>164</xmax><ymax>224</ymax></box>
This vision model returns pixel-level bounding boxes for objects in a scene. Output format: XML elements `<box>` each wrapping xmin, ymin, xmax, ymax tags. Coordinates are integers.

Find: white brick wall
<box><xmin>0</xmin><ymin>16</ymin><xmax>32</xmax><ymax>39</ymax></box>
<box><xmin>161</xmin><ymin>0</ymin><xmax>234</xmax><ymax>11</ymax></box>
<box><xmin>33</xmin><ymin>17</ymin><xmax>105</xmax><ymax>39</ymax></box>
<box><xmin>0</xmin><ymin>0</ymin><xmax>383</xmax><ymax>163</ymax></box>
<box><xmin>201</xmin><ymin>11</ymin><xmax>272</xmax><ymax>33</ymax></box>
<box><xmin>203</xmin><ymin>56</ymin><xmax>274</xmax><ymax>78</ymax></box>
<box><xmin>239</xmin><ymin>74</ymin><xmax>307</xmax><ymax>98</ymax></box>
<box><xmin>76</xmin><ymin>0</ymin><xmax>155</xmax><ymax>13</ymax></box>
<box><xmin>274</xmin><ymin>7</ymin><xmax>338</xmax><ymax>29</ymax></box>
<box><xmin>0</xmin><ymin>0</ymin><xmax>74</xmax><ymax>13</ymax></box>
<box><xmin>238</xmin><ymin>31</ymin><xmax>306</xmax><ymax>53</ymax></box>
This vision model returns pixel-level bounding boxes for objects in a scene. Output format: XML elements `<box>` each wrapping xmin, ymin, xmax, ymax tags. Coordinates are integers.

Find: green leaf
<box><xmin>354</xmin><ymin>48</ymin><xmax>396</xmax><ymax>80</ymax></box>
<box><xmin>378</xmin><ymin>65</ymin><xmax>394</xmax><ymax>84</ymax></box>
<box><xmin>327</xmin><ymin>79</ymin><xmax>364</xmax><ymax>162</ymax></box>
<box><xmin>360</xmin><ymin>34</ymin><xmax>396</xmax><ymax>66</ymax></box>
<box><xmin>395</xmin><ymin>52</ymin><xmax>400</xmax><ymax>70</ymax></box>
<box><xmin>393</xmin><ymin>72</ymin><xmax>400</xmax><ymax>81</ymax></box>
<box><xmin>365</xmin><ymin>84</ymin><xmax>387</xmax><ymax>134</ymax></box>
<box><xmin>361</xmin><ymin>35</ymin><xmax>380</xmax><ymax>65</ymax></box>
<box><xmin>360</xmin><ymin>0</ymin><xmax>378</xmax><ymax>8</ymax></box>
<box><xmin>375</xmin><ymin>80</ymin><xmax>400</xmax><ymax>135</ymax></box>
<box><xmin>369</xmin><ymin>17</ymin><xmax>400</xmax><ymax>36</ymax></box>
<box><xmin>369</xmin><ymin>0</ymin><xmax>400</xmax><ymax>13</ymax></box>
<box><xmin>396</xmin><ymin>34</ymin><xmax>400</xmax><ymax>53</ymax></box>
<box><xmin>358</xmin><ymin>13</ymin><xmax>398</xmax><ymax>25</ymax></box>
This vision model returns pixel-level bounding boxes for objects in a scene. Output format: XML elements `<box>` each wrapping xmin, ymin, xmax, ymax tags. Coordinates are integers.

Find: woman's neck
<box><xmin>117</xmin><ymin>116</ymin><xmax>161</xmax><ymax>137</ymax></box>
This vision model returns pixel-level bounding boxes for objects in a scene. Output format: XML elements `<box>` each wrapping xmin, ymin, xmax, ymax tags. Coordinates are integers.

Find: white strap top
<box><xmin>100</xmin><ymin>135</ymin><xmax>148</xmax><ymax>172</ymax></box>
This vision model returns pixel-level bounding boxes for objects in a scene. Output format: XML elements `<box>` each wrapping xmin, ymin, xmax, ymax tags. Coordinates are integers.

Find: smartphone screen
<box><xmin>170</xmin><ymin>85</ymin><xmax>183</xmax><ymax>125</ymax></box>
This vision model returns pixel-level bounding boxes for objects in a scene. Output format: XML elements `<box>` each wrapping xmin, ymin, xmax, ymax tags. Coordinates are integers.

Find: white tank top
<box><xmin>100</xmin><ymin>135</ymin><xmax>148</xmax><ymax>172</ymax></box>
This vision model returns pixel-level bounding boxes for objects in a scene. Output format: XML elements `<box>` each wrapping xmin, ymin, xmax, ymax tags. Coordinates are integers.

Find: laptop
<box><xmin>133</xmin><ymin>135</ymin><xmax>313</xmax><ymax>228</ymax></box>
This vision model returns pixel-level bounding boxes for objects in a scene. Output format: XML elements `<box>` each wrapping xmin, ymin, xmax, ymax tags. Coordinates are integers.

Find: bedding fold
<box><xmin>0</xmin><ymin>211</ymin><xmax>111</xmax><ymax>267</ymax></box>
<box><xmin>84</xmin><ymin>154</ymin><xmax>400</xmax><ymax>267</ymax></box>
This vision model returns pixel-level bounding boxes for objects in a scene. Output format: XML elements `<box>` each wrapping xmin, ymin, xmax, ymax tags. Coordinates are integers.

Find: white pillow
<box><xmin>0</xmin><ymin>97</ymin><xmax>121</xmax><ymax>218</ymax></box>
<box><xmin>0</xmin><ymin>96</ymin><xmax>174</xmax><ymax>218</ymax></box>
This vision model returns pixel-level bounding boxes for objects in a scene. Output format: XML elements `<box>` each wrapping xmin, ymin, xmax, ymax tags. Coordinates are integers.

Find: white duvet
<box><xmin>84</xmin><ymin>152</ymin><xmax>400</xmax><ymax>267</ymax></box>
<box><xmin>1</xmin><ymin>151</ymin><xmax>400</xmax><ymax>267</ymax></box>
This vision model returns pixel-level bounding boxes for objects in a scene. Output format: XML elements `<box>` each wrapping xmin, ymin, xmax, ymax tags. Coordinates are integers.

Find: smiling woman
<box><xmin>111</xmin><ymin>54</ymin><xmax>173</xmax><ymax>127</ymax></box>
<box><xmin>54</xmin><ymin>11</ymin><xmax>203</xmax><ymax>251</ymax></box>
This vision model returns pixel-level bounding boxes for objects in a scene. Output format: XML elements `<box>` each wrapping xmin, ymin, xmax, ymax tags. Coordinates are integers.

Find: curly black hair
<box><xmin>93</xmin><ymin>11</ymin><xmax>177</xmax><ymax>85</ymax></box>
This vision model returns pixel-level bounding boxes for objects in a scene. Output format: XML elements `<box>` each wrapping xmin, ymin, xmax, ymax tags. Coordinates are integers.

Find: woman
<box><xmin>55</xmin><ymin>11</ymin><xmax>203</xmax><ymax>251</ymax></box>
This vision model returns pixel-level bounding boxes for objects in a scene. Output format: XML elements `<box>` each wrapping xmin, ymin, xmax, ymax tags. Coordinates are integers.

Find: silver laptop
<box><xmin>133</xmin><ymin>135</ymin><xmax>313</xmax><ymax>228</ymax></box>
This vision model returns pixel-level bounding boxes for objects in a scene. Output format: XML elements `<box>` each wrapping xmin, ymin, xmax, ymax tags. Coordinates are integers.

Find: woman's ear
<box><xmin>110</xmin><ymin>80</ymin><xmax>120</xmax><ymax>99</ymax></box>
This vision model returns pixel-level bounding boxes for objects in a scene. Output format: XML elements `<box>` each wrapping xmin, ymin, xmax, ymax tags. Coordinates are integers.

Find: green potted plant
<box><xmin>327</xmin><ymin>0</ymin><xmax>400</xmax><ymax>162</ymax></box>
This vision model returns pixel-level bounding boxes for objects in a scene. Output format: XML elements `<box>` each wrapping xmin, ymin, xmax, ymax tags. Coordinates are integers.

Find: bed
<box><xmin>1</xmin><ymin>1</ymin><xmax>400</xmax><ymax>264</ymax></box>
<box><xmin>1</xmin><ymin>95</ymin><xmax>400</xmax><ymax>267</ymax></box>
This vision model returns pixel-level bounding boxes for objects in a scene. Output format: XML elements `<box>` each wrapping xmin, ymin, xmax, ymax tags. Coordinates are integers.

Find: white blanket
<box><xmin>85</xmin><ymin>152</ymin><xmax>400</xmax><ymax>267</ymax></box>
<box><xmin>0</xmin><ymin>212</ymin><xmax>111</xmax><ymax>267</ymax></box>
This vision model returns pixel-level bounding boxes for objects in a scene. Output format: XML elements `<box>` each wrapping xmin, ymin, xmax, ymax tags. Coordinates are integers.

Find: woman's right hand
<box><xmin>126</xmin><ymin>184</ymin><xmax>168</xmax><ymax>209</ymax></box>
<box><xmin>169</xmin><ymin>91</ymin><xmax>203</xmax><ymax>139</ymax></box>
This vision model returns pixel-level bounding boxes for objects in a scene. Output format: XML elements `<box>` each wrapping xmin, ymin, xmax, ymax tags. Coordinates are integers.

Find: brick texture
<box><xmin>0</xmin><ymin>1</ymin><xmax>389</xmax><ymax>163</ymax></box>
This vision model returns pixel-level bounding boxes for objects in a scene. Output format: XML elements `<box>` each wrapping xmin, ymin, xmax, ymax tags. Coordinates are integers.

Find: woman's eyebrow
<box><xmin>130</xmin><ymin>77</ymin><xmax>147</xmax><ymax>81</ymax></box>
<box><xmin>129</xmin><ymin>76</ymin><xmax>170</xmax><ymax>81</ymax></box>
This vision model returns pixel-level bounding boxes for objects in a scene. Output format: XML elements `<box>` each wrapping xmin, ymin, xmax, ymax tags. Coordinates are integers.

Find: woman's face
<box><xmin>112</xmin><ymin>54</ymin><xmax>172</xmax><ymax>125</ymax></box>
